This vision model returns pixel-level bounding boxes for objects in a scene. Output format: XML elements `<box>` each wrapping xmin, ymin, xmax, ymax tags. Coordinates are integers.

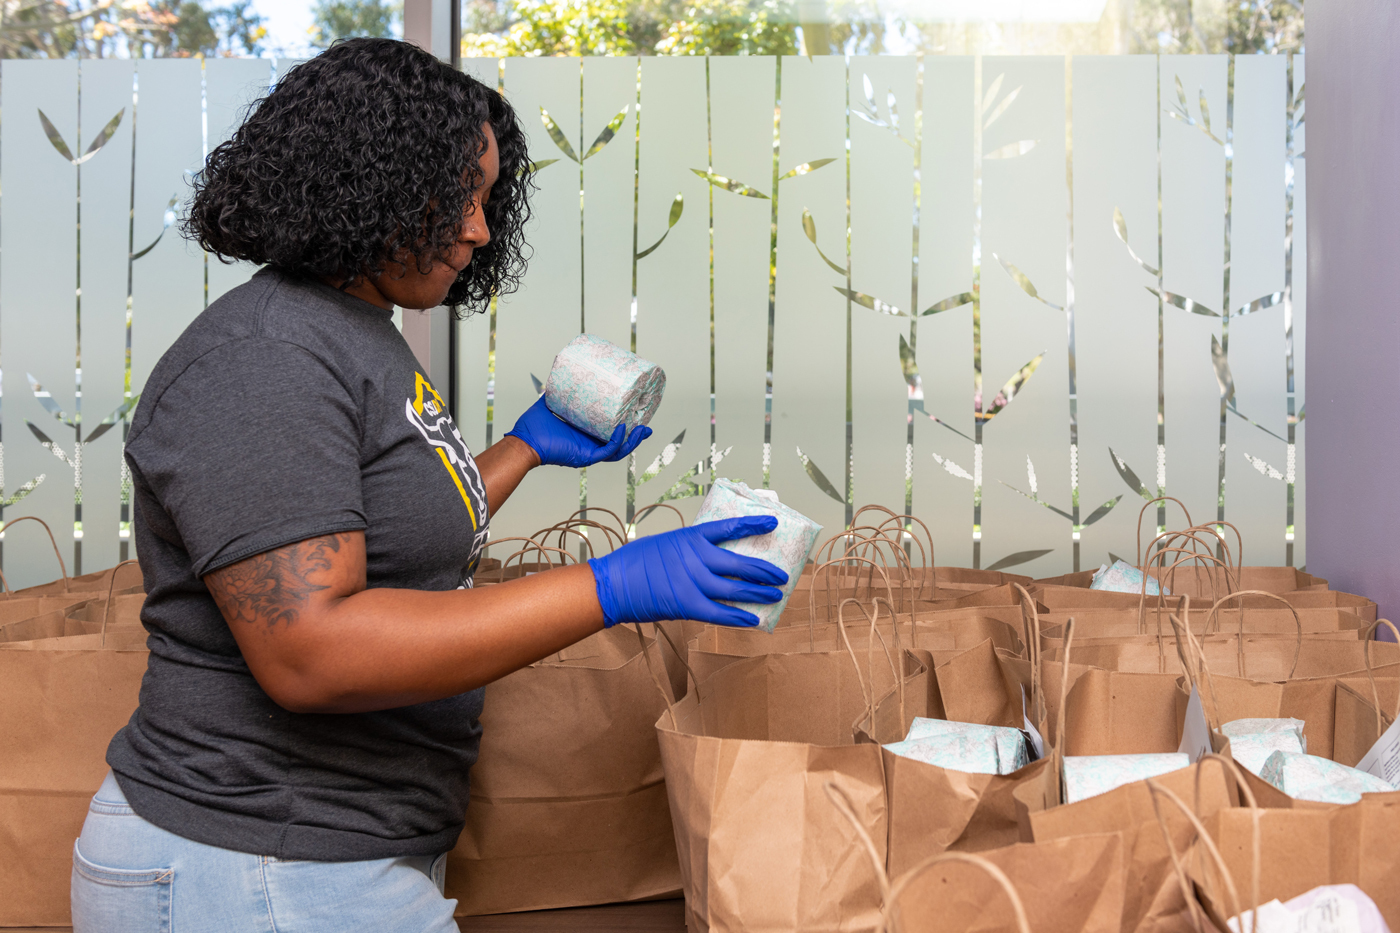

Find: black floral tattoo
<box><xmin>207</xmin><ymin>533</ymin><xmax>349</xmax><ymax>630</ymax></box>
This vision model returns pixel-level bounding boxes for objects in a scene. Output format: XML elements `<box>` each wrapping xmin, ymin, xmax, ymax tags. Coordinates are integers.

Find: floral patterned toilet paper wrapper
<box><xmin>543</xmin><ymin>333</ymin><xmax>666</xmax><ymax>442</ymax></box>
<box><xmin>1062</xmin><ymin>753</ymin><xmax>1190</xmax><ymax>804</ymax></box>
<box><xmin>1259</xmin><ymin>751</ymin><xmax>1395</xmax><ymax>804</ymax></box>
<box><xmin>884</xmin><ymin>718</ymin><xmax>1031</xmax><ymax>775</ymax></box>
<box><xmin>1222</xmin><ymin>717</ymin><xmax>1308</xmax><ymax>775</ymax></box>
<box><xmin>693</xmin><ymin>479</ymin><xmax>822</xmax><ymax>633</ymax></box>
<box><xmin>1090</xmin><ymin>559</ymin><xmax>1171</xmax><ymax>596</ymax></box>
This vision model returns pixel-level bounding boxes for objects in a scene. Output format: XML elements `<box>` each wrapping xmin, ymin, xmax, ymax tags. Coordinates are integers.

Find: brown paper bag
<box><xmin>1026</xmin><ymin>758</ymin><xmax>1235</xmax><ymax>933</ymax></box>
<box><xmin>1048</xmin><ymin>631</ymin><xmax>1398</xmax><ymax>681</ymax></box>
<box><xmin>823</xmin><ymin>779</ymin><xmax>1126</xmax><ymax>933</ymax></box>
<box><xmin>1041</xmin><ymin>606</ymin><xmax>1369</xmax><ymax>639</ymax></box>
<box><xmin>1062</xmin><ymin>668</ymin><xmax>1184</xmax><ymax>756</ymax></box>
<box><xmin>657</xmin><ymin>646</ymin><xmax>924</xmax><ymax>933</ymax></box>
<box><xmin>1191</xmin><ymin>790</ymin><xmax>1400</xmax><ymax>929</ymax></box>
<box><xmin>1333</xmin><ymin>676</ymin><xmax>1399</xmax><ymax>768</ymax></box>
<box><xmin>853</xmin><ymin>640</ymin><xmax>1070</xmax><ymax>876</ymax></box>
<box><xmin>0</xmin><ymin>631</ymin><xmax>147</xmax><ymax>926</ymax></box>
<box><xmin>1170</xmin><ymin>672</ymin><xmax>1353</xmax><ymax>761</ymax></box>
<box><xmin>687</xmin><ymin>614</ymin><xmax>1023</xmax><ymax>693</ymax></box>
<box><xmin>889</xmin><ymin>834</ymin><xmax>1127</xmax><ymax>933</ymax></box>
<box><xmin>446</xmin><ymin>625</ymin><xmax>682</xmax><ymax>916</ymax></box>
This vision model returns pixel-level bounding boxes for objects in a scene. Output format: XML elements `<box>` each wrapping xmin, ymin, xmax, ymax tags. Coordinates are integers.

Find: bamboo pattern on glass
<box><xmin>0</xmin><ymin>55</ymin><xmax>1304</xmax><ymax>580</ymax></box>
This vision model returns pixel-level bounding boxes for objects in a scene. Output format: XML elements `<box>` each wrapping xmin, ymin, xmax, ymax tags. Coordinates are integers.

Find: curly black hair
<box><xmin>184</xmin><ymin>38</ymin><xmax>530</xmax><ymax>316</ymax></box>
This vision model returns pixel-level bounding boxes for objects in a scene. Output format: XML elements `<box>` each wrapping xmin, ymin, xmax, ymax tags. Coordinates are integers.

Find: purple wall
<box><xmin>1307</xmin><ymin>1</ymin><xmax>1400</xmax><ymax>634</ymax></box>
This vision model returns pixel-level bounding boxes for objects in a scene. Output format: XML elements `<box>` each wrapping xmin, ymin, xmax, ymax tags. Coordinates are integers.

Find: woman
<box><xmin>72</xmin><ymin>38</ymin><xmax>785</xmax><ymax>932</ymax></box>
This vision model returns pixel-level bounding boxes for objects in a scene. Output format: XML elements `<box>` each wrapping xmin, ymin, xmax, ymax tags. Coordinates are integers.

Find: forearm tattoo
<box><xmin>207</xmin><ymin>533</ymin><xmax>350</xmax><ymax>629</ymax></box>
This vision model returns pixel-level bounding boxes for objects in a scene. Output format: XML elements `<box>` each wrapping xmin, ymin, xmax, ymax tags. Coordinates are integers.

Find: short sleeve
<box><xmin>127</xmin><ymin>337</ymin><xmax>367</xmax><ymax>577</ymax></box>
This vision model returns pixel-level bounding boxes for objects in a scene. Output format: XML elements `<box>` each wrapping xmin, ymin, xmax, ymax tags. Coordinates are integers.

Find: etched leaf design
<box><xmin>986</xmin><ymin>549</ymin><xmax>1053</xmax><ymax>572</ymax></box>
<box><xmin>1</xmin><ymin>474</ymin><xmax>44</xmax><ymax>508</ymax></box>
<box><xmin>888</xmin><ymin>92</ymin><xmax>899</xmax><ymax>131</ymax></box>
<box><xmin>1147</xmin><ymin>287</ymin><xmax>1219</xmax><ymax>318</ymax></box>
<box><xmin>778</xmin><ymin>158</ymin><xmax>836</xmax><ymax>181</ymax></box>
<box><xmin>835</xmin><ymin>287</ymin><xmax>901</xmax><ymax>316</ymax></box>
<box><xmin>922</xmin><ymin>292</ymin><xmax>974</xmax><ymax>316</ymax></box>
<box><xmin>635</xmin><ymin>193</ymin><xmax>684</xmax><ymax>260</ymax></box>
<box><xmin>637</xmin><ymin>429</ymin><xmax>685</xmax><ymax>485</ymax></box>
<box><xmin>1113</xmin><ymin>206</ymin><xmax>1159</xmax><ymax>276</ymax></box>
<box><xmin>982</xmin><ymin>86</ymin><xmax>1021</xmax><ymax>131</ymax></box>
<box><xmin>1175</xmin><ymin>75</ymin><xmax>1188</xmax><ymax>113</ymax></box>
<box><xmin>984</xmin><ymin>140</ymin><xmax>1037</xmax><ymax>160</ymax></box>
<box><xmin>1002</xmin><ymin>480</ymin><xmax>1075</xmax><ymax>523</ymax></box>
<box><xmin>82</xmin><ymin>394</ymin><xmax>141</xmax><ymax>445</ymax></box>
<box><xmin>900</xmin><ymin>336</ymin><xmax>973</xmax><ymax>441</ymax></box>
<box><xmin>1232</xmin><ymin>292</ymin><xmax>1282</xmax><ymax>318</ymax></box>
<box><xmin>1082</xmin><ymin>495</ymin><xmax>1123</xmax><ymax>527</ymax></box>
<box><xmin>523</xmin><ymin>158</ymin><xmax>560</xmax><ymax>176</ymax></box>
<box><xmin>1108</xmin><ymin>446</ymin><xmax>1153</xmax><ymax>501</ymax></box>
<box><xmin>37</xmin><ymin>109</ymin><xmax>75</xmax><ymax>162</ymax></box>
<box><xmin>801</xmin><ymin>208</ymin><xmax>846</xmax><ymax>275</ymax></box>
<box><xmin>979</xmin><ymin>353</ymin><xmax>1044</xmax><ymax>422</ymax></box>
<box><xmin>863</xmin><ymin>73</ymin><xmax>875</xmax><ymax>107</ymax></box>
<box><xmin>27</xmin><ymin>373</ymin><xmax>74</xmax><ymax>426</ymax></box>
<box><xmin>796</xmin><ymin>446</ymin><xmax>844</xmax><ymax>503</ymax></box>
<box><xmin>995</xmin><ymin>253</ymin><xmax>1062</xmax><ymax>310</ymax></box>
<box><xmin>27</xmin><ymin>421</ymin><xmax>72</xmax><ymax>466</ymax></box>
<box><xmin>983</xmin><ymin>74</ymin><xmax>1006</xmax><ymax>114</ymax></box>
<box><xmin>78</xmin><ymin>108</ymin><xmax>124</xmax><ymax>163</ymax></box>
<box><xmin>1210</xmin><ymin>334</ymin><xmax>1235</xmax><ymax>405</ymax></box>
<box><xmin>690</xmin><ymin>169</ymin><xmax>767</xmax><ymax>199</ymax></box>
<box><xmin>1243</xmin><ymin>453</ymin><xmax>1284</xmax><ymax>481</ymax></box>
<box><xmin>582</xmin><ymin>105</ymin><xmax>628</xmax><ymax>161</ymax></box>
<box><xmin>932</xmin><ymin>451</ymin><xmax>974</xmax><ymax>482</ymax></box>
<box><xmin>530</xmin><ymin>373</ymin><xmax>544</xmax><ymax>395</ymax></box>
<box><xmin>1198</xmin><ymin>89</ymin><xmax>1212</xmax><ymax>136</ymax></box>
<box><xmin>539</xmin><ymin>107</ymin><xmax>579</xmax><ymax>163</ymax></box>
<box><xmin>131</xmin><ymin>195</ymin><xmax>179</xmax><ymax>261</ymax></box>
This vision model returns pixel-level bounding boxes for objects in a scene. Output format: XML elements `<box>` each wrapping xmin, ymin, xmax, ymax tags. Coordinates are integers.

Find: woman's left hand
<box><xmin>505</xmin><ymin>395</ymin><xmax>652</xmax><ymax>468</ymax></box>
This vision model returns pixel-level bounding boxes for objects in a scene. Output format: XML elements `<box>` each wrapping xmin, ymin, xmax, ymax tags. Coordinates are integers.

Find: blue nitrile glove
<box><xmin>588</xmin><ymin>516</ymin><xmax>789</xmax><ymax>628</ymax></box>
<box><xmin>505</xmin><ymin>395</ymin><xmax>652</xmax><ymax>468</ymax></box>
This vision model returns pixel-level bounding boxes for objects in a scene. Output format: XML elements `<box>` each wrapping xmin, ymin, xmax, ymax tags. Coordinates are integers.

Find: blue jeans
<box><xmin>71</xmin><ymin>772</ymin><xmax>459</xmax><ymax>933</ymax></box>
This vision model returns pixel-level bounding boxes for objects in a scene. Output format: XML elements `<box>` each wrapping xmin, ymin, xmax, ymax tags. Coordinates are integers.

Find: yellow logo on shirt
<box><xmin>405</xmin><ymin>372</ymin><xmax>483</xmax><ymax>530</ymax></box>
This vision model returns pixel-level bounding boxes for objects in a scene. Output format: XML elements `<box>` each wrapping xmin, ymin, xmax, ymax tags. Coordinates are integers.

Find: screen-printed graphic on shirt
<box><xmin>405</xmin><ymin>371</ymin><xmax>489</xmax><ymax>581</ymax></box>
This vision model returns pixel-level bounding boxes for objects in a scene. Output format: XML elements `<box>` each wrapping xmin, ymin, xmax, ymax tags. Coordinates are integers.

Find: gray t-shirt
<box><xmin>107</xmin><ymin>267</ymin><xmax>491</xmax><ymax>861</ymax></box>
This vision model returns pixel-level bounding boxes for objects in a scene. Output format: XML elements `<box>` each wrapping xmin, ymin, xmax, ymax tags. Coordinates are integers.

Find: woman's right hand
<box><xmin>587</xmin><ymin>516</ymin><xmax>789</xmax><ymax>628</ymax></box>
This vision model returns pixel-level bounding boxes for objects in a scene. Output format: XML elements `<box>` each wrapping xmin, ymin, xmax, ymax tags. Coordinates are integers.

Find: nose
<box><xmin>461</xmin><ymin>201</ymin><xmax>491</xmax><ymax>249</ymax></box>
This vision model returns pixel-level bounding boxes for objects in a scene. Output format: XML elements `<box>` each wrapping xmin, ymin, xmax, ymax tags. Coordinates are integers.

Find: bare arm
<box><xmin>207</xmin><ymin>530</ymin><xmax>602</xmax><ymax>714</ymax></box>
<box><xmin>472</xmin><ymin>435</ymin><xmax>540</xmax><ymax>515</ymax></box>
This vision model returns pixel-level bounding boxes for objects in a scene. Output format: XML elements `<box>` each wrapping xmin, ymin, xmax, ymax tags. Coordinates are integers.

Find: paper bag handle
<box><xmin>498</xmin><ymin>540</ymin><xmax>576</xmax><ymax>574</ymax></box>
<box><xmin>632</xmin><ymin>503</ymin><xmax>686</xmax><ymax>532</ymax></box>
<box><xmin>100</xmin><ymin>559</ymin><xmax>142</xmax><ymax>647</ymax></box>
<box><xmin>1139</xmin><ymin>543</ymin><xmax>1232</xmax><ymax>633</ymax></box>
<box><xmin>1012</xmin><ymin>583</ymin><xmax>1043</xmax><ymax>723</ymax></box>
<box><xmin>815</xmin><ymin>526</ymin><xmax>914</xmax><ymax>613</ymax></box>
<box><xmin>1166</xmin><ymin>599</ymin><xmax>1225</xmax><ymax>732</ymax></box>
<box><xmin>1</xmin><ymin>515</ymin><xmax>68</xmax><ymax>592</ymax></box>
<box><xmin>532</xmin><ymin>523</ymin><xmax>602</xmax><ymax>560</ymax></box>
<box><xmin>849</xmin><ymin>507</ymin><xmax>938</xmax><ymax>604</ymax></box>
<box><xmin>1050</xmin><ymin>617</ymin><xmax>1074</xmax><ymax>783</ymax></box>
<box><xmin>835</xmin><ymin>596</ymin><xmax>903</xmax><ymax>741</ymax></box>
<box><xmin>1146</xmin><ymin>769</ymin><xmax>1264</xmax><ymax>933</ymax></box>
<box><xmin>1134</xmin><ymin>496</ymin><xmax>1196</xmax><ymax>567</ymax></box>
<box><xmin>631</xmin><ymin>622</ymin><xmax>683</xmax><ymax>731</ymax></box>
<box><xmin>562</xmin><ymin>507</ymin><xmax>629</xmax><ymax>547</ymax></box>
<box><xmin>825</xmin><ymin>779</ymin><xmax>1031</xmax><ymax>933</ymax></box>
<box><xmin>806</xmin><ymin>555</ymin><xmax>896</xmax><ymax>648</ymax></box>
<box><xmin>1203</xmin><ymin>590</ymin><xmax>1303</xmax><ymax>680</ymax></box>
<box><xmin>1364</xmin><ymin>619</ymin><xmax>1400</xmax><ymax>734</ymax></box>
<box><xmin>867</xmin><ymin>510</ymin><xmax>936</xmax><ymax>600</ymax></box>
